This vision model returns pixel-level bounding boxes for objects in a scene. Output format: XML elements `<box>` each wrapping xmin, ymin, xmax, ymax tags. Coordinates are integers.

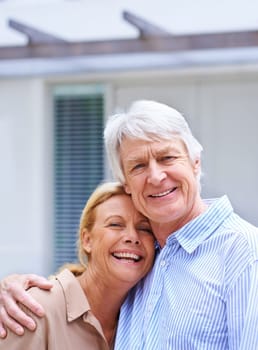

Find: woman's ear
<box><xmin>81</xmin><ymin>228</ymin><xmax>92</xmax><ymax>254</ymax></box>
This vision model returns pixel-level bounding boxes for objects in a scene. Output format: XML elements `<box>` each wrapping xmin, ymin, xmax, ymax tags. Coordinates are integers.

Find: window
<box><xmin>53</xmin><ymin>85</ymin><xmax>104</xmax><ymax>271</ymax></box>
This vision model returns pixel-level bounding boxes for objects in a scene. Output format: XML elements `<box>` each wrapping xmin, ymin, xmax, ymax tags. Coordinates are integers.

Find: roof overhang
<box><xmin>1</xmin><ymin>11</ymin><xmax>258</xmax><ymax>77</ymax></box>
<box><xmin>1</xmin><ymin>47</ymin><xmax>258</xmax><ymax>78</ymax></box>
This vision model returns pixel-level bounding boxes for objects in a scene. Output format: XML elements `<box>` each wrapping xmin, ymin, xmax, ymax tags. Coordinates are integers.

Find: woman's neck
<box><xmin>77</xmin><ymin>269</ymin><xmax>129</xmax><ymax>346</ymax></box>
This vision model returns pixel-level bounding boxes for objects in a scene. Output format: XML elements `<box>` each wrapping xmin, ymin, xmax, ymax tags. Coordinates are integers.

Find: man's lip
<box><xmin>148</xmin><ymin>187</ymin><xmax>177</xmax><ymax>198</ymax></box>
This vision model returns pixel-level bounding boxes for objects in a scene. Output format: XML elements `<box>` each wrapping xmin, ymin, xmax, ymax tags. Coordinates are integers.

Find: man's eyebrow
<box><xmin>125</xmin><ymin>155</ymin><xmax>145</xmax><ymax>164</ymax></box>
<box><xmin>156</xmin><ymin>145</ymin><xmax>179</xmax><ymax>155</ymax></box>
<box><xmin>125</xmin><ymin>146</ymin><xmax>179</xmax><ymax>163</ymax></box>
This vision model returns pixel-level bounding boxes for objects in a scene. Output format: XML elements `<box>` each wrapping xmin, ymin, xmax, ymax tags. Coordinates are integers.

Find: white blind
<box><xmin>53</xmin><ymin>85</ymin><xmax>104</xmax><ymax>271</ymax></box>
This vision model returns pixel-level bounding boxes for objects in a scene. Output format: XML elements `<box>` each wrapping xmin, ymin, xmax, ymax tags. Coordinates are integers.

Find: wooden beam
<box><xmin>122</xmin><ymin>10</ymin><xmax>171</xmax><ymax>38</ymax></box>
<box><xmin>1</xmin><ymin>29</ymin><xmax>258</xmax><ymax>60</ymax></box>
<box><xmin>9</xmin><ymin>19</ymin><xmax>67</xmax><ymax>44</ymax></box>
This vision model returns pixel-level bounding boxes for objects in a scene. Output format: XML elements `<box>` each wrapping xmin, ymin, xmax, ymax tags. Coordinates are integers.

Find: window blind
<box><xmin>53</xmin><ymin>85</ymin><xmax>104</xmax><ymax>271</ymax></box>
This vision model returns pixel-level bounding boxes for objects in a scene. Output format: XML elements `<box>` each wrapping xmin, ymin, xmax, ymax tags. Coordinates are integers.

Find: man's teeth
<box><xmin>113</xmin><ymin>252</ymin><xmax>141</xmax><ymax>261</ymax></box>
<box><xmin>151</xmin><ymin>189</ymin><xmax>172</xmax><ymax>197</ymax></box>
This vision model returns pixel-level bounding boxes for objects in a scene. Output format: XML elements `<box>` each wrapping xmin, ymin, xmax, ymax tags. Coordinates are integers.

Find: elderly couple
<box><xmin>0</xmin><ymin>100</ymin><xmax>257</xmax><ymax>349</ymax></box>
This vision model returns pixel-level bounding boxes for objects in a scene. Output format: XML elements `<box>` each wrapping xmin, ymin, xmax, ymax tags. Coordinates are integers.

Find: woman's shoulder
<box><xmin>26</xmin><ymin>269</ymin><xmax>77</xmax><ymax>313</ymax></box>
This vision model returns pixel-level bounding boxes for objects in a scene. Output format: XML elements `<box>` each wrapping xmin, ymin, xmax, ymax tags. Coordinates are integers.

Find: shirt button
<box><xmin>160</xmin><ymin>260</ymin><xmax>166</xmax><ymax>267</ymax></box>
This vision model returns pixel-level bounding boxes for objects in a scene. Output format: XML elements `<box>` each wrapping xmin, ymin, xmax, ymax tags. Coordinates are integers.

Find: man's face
<box><xmin>120</xmin><ymin>137</ymin><xmax>201</xmax><ymax>231</ymax></box>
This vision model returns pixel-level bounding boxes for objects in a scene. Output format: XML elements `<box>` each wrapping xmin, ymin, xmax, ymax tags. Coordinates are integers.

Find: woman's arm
<box><xmin>0</xmin><ymin>274</ymin><xmax>53</xmax><ymax>338</ymax></box>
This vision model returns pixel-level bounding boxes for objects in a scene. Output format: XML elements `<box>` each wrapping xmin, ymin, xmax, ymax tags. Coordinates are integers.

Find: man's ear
<box><xmin>124</xmin><ymin>183</ymin><xmax>131</xmax><ymax>194</ymax></box>
<box><xmin>81</xmin><ymin>228</ymin><xmax>92</xmax><ymax>254</ymax></box>
<box><xmin>193</xmin><ymin>158</ymin><xmax>201</xmax><ymax>175</ymax></box>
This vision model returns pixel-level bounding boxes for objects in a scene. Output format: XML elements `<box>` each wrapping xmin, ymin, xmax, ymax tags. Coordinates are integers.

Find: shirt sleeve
<box><xmin>226</xmin><ymin>260</ymin><xmax>258</xmax><ymax>349</ymax></box>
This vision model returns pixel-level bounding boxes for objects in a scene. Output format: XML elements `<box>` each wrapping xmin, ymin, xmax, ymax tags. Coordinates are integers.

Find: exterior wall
<box><xmin>0</xmin><ymin>78</ymin><xmax>53</xmax><ymax>278</ymax></box>
<box><xmin>0</xmin><ymin>65</ymin><xmax>257</xmax><ymax>279</ymax></box>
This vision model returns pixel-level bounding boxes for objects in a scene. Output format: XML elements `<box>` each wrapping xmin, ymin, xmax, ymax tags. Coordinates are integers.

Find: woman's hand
<box><xmin>0</xmin><ymin>274</ymin><xmax>53</xmax><ymax>338</ymax></box>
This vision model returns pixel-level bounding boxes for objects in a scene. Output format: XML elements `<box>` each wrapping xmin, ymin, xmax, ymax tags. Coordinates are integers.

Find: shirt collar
<box><xmin>56</xmin><ymin>269</ymin><xmax>90</xmax><ymax>322</ymax></box>
<box><xmin>166</xmin><ymin>195</ymin><xmax>233</xmax><ymax>254</ymax></box>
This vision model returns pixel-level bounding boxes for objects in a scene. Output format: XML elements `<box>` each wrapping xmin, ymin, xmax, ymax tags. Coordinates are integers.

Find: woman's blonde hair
<box><xmin>59</xmin><ymin>182</ymin><xmax>127</xmax><ymax>276</ymax></box>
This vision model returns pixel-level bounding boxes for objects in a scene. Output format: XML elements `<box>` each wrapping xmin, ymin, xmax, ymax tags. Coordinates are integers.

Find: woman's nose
<box><xmin>124</xmin><ymin>228</ymin><xmax>140</xmax><ymax>245</ymax></box>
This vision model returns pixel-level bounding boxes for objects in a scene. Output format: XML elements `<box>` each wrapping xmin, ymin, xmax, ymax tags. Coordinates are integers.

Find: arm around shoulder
<box><xmin>0</xmin><ymin>303</ymin><xmax>48</xmax><ymax>350</ymax></box>
<box><xmin>0</xmin><ymin>273</ymin><xmax>52</xmax><ymax>337</ymax></box>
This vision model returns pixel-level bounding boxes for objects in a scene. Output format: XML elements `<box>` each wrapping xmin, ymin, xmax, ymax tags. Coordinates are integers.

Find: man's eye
<box><xmin>132</xmin><ymin>163</ymin><xmax>145</xmax><ymax>171</ymax></box>
<box><xmin>161</xmin><ymin>156</ymin><xmax>176</xmax><ymax>162</ymax></box>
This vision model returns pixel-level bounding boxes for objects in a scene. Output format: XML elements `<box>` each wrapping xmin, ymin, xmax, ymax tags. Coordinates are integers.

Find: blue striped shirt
<box><xmin>114</xmin><ymin>196</ymin><xmax>258</xmax><ymax>349</ymax></box>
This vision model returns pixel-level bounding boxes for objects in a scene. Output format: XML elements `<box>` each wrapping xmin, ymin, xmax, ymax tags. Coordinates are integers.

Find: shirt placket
<box><xmin>145</xmin><ymin>259</ymin><xmax>166</xmax><ymax>319</ymax></box>
<box><xmin>143</xmin><ymin>243</ymin><xmax>174</xmax><ymax>348</ymax></box>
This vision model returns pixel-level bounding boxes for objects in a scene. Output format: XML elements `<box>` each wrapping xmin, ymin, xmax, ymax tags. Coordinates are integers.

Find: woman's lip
<box><xmin>112</xmin><ymin>252</ymin><xmax>141</xmax><ymax>261</ymax></box>
<box><xmin>111</xmin><ymin>248</ymin><xmax>143</xmax><ymax>258</ymax></box>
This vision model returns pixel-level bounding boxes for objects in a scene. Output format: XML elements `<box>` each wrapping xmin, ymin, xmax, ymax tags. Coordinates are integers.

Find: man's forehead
<box><xmin>121</xmin><ymin>135</ymin><xmax>181</xmax><ymax>146</ymax></box>
<box><xmin>121</xmin><ymin>138</ymin><xmax>184</xmax><ymax>159</ymax></box>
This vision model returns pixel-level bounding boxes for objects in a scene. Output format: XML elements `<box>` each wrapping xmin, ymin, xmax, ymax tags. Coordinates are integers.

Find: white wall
<box><xmin>197</xmin><ymin>75</ymin><xmax>258</xmax><ymax>224</ymax></box>
<box><xmin>0</xmin><ymin>78</ymin><xmax>52</xmax><ymax>279</ymax></box>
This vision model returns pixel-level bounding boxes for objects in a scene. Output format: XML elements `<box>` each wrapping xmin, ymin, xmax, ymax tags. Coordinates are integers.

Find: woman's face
<box><xmin>82</xmin><ymin>194</ymin><xmax>155</xmax><ymax>286</ymax></box>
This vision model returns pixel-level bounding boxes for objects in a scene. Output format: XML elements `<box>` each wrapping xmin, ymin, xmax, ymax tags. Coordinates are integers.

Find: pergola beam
<box><xmin>122</xmin><ymin>10</ymin><xmax>171</xmax><ymax>38</ymax></box>
<box><xmin>8</xmin><ymin>19</ymin><xmax>67</xmax><ymax>44</ymax></box>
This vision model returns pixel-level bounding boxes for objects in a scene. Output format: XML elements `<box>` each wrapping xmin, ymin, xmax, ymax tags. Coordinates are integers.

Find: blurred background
<box><xmin>0</xmin><ymin>0</ymin><xmax>258</xmax><ymax>278</ymax></box>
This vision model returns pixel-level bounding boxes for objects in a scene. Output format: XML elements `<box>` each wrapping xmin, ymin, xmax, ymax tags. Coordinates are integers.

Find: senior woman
<box><xmin>0</xmin><ymin>182</ymin><xmax>155</xmax><ymax>350</ymax></box>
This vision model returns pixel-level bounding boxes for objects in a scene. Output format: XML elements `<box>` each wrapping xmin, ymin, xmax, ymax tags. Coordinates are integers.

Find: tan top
<box><xmin>0</xmin><ymin>269</ymin><xmax>112</xmax><ymax>350</ymax></box>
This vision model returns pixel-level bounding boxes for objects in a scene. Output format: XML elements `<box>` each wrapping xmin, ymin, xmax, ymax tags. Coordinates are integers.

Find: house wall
<box><xmin>0</xmin><ymin>65</ymin><xmax>257</xmax><ymax>278</ymax></box>
<box><xmin>0</xmin><ymin>78</ymin><xmax>53</xmax><ymax>278</ymax></box>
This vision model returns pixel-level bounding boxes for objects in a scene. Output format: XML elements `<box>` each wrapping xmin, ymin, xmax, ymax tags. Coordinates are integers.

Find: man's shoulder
<box><xmin>224</xmin><ymin>213</ymin><xmax>258</xmax><ymax>244</ymax></box>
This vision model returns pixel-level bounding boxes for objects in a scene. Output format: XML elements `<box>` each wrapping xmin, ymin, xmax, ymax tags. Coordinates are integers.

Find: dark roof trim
<box><xmin>1</xmin><ymin>29</ymin><xmax>258</xmax><ymax>60</ymax></box>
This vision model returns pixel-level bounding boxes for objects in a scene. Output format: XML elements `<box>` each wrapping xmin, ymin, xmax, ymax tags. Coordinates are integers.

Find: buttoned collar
<box><xmin>166</xmin><ymin>195</ymin><xmax>233</xmax><ymax>254</ymax></box>
<box><xmin>56</xmin><ymin>269</ymin><xmax>90</xmax><ymax>322</ymax></box>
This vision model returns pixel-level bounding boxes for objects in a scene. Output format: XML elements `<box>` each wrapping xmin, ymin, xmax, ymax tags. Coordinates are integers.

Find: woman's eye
<box><xmin>138</xmin><ymin>227</ymin><xmax>153</xmax><ymax>235</ymax></box>
<box><xmin>108</xmin><ymin>222</ymin><xmax>125</xmax><ymax>230</ymax></box>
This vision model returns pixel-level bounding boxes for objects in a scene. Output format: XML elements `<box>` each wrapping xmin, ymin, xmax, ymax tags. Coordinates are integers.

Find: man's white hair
<box><xmin>104</xmin><ymin>100</ymin><xmax>203</xmax><ymax>188</ymax></box>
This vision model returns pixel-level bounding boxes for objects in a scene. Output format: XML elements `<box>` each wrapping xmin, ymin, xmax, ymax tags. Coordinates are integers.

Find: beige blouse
<box><xmin>0</xmin><ymin>269</ymin><xmax>112</xmax><ymax>350</ymax></box>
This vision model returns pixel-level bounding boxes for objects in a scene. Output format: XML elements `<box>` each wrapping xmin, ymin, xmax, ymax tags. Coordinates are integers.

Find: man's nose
<box><xmin>147</xmin><ymin>161</ymin><xmax>166</xmax><ymax>185</ymax></box>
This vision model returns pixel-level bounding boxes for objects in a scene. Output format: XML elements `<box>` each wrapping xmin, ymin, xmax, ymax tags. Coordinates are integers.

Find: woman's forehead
<box><xmin>96</xmin><ymin>194</ymin><xmax>146</xmax><ymax>219</ymax></box>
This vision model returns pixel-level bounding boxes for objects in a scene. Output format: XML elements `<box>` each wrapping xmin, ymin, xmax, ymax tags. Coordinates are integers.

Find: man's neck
<box><xmin>151</xmin><ymin>199</ymin><xmax>208</xmax><ymax>248</ymax></box>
